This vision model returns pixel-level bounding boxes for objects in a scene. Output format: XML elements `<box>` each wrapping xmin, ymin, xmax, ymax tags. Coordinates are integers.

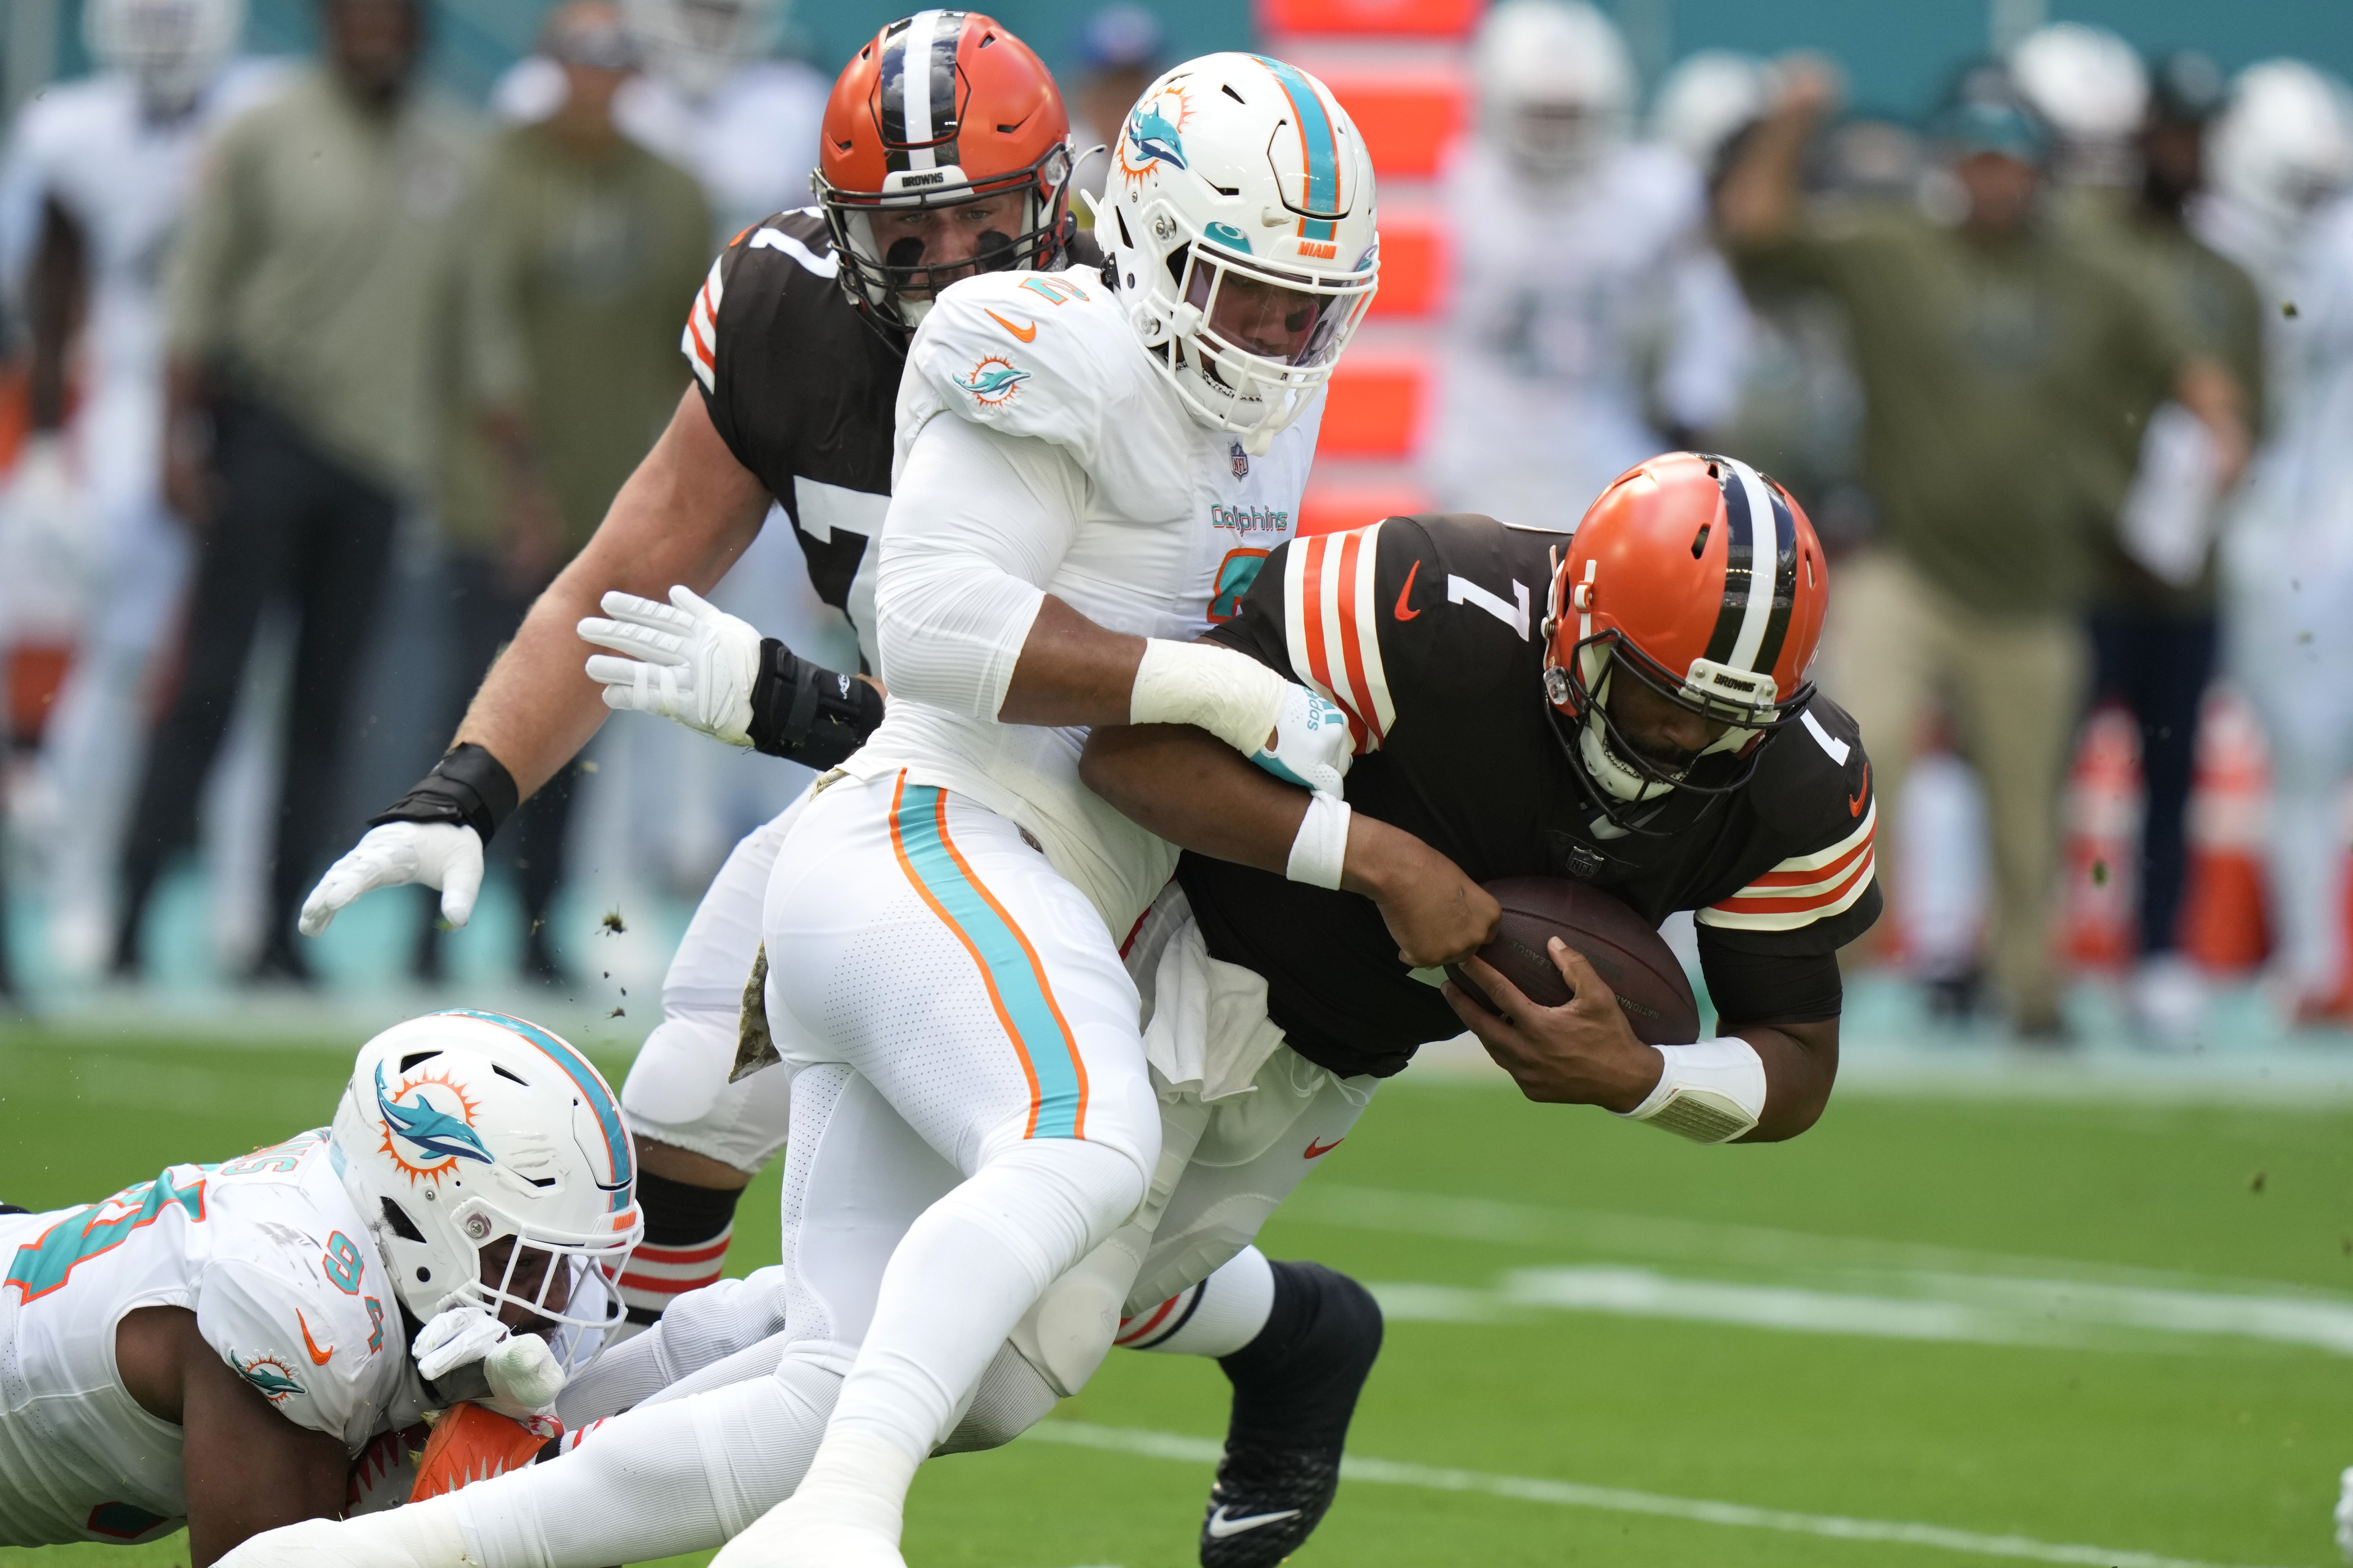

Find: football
<box><xmin>1445</xmin><ymin>878</ymin><xmax>1703</xmax><ymax>1046</ymax></box>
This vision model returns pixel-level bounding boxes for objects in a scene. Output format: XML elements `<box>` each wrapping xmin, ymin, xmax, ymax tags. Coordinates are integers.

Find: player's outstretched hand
<box><xmin>1249</xmin><ymin>684</ymin><xmax>1354</xmax><ymax>797</ymax></box>
<box><xmin>1445</xmin><ymin>939</ymin><xmax>1664</xmax><ymax>1110</ymax></box>
<box><xmin>413</xmin><ymin>1304</ymin><xmax>567</xmax><ymax>1415</ymax></box>
<box><xmin>580</xmin><ymin>585</ymin><xmax>761</xmax><ymax>748</ymax></box>
<box><xmin>298</xmin><ymin>821</ymin><xmax>484</xmax><ymax>937</ymax></box>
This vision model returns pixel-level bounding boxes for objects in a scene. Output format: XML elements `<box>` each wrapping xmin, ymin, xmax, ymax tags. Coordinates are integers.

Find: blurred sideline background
<box><xmin>0</xmin><ymin>0</ymin><xmax>2351</xmax><ymax>1101</ymax></box>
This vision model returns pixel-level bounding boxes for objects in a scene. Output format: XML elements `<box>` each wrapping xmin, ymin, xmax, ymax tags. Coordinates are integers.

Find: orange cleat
<box><xmin>408</xmin><ymin>1402</ymin><xmax>562</xmax><ymax>1503</ymax></box>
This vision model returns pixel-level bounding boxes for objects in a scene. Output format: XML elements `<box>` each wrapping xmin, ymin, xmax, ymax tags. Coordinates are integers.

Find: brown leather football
<box><xmin>1445</xmin><ymin>878</ymin><xmax>1702</xmax><ymax>1046</ymax></box>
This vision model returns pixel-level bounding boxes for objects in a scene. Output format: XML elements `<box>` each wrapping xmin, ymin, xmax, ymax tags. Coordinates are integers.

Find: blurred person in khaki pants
<box><xmin>417</xmin><ymin>0</ymin><xmax>713</xmax><ymax>984</ymax></box>
<box><xmin>1716</xmin><ymin>62</ymin><xmax>2249</xmax><ymax>1038</ymax></box>
<box><xmin>119</xmin><ymin>0</ymin><xmax>533</xmax><ymax>983</ymax></box>
<box><xmin>2014</xmin><ymin>34</ymin><xmax>2268</xmax><ymax>1042</ymax></box>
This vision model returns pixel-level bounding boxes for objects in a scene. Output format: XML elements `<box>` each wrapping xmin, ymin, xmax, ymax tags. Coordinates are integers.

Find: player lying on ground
<box><xmin>1083</xmin><ymin>454</ymin><xmax>1878</xmax><ymax>1138</ymax></box>
<box><xmin>0</xmin><ymin>1011</ymin><xmax>641</xmax><ymax>1565</ymax></box>
<box><xmin>224</xmin><ymin>48</ymin><xmax>1395</xmax><ymax>1568</ymax></box>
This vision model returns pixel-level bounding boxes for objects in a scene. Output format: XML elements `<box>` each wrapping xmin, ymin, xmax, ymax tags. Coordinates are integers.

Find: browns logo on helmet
<box><xmin>1543</xmin><ymin>451</ymin><xmax>1830</xmax><ymax>824</ymax></box>
<box><xmin>814</xmin><ymin>10</ymin><xmax>1075</xmax><ymax>331</ymax></box>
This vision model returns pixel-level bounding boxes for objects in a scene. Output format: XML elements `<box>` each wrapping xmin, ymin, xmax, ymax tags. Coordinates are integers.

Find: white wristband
<box><xmin>1130</xmin><ymin>639</ymin><xmax>1289</xmax><ymax>756</ymax></box>
<box><xmin>1617</xmin><ymin>1037</ymin><xmax>1766</xmax><ymax>1144</ymax></box>
<box><xmin>1284</xmin><ymin>790</ymin><xmax>1353</xmax><ymax>889</ymax></box>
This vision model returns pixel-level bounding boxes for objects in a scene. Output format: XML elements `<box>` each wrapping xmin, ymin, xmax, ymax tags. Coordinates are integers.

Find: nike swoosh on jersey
<box><xmin>1303</xmin><ymin>1135</ymin><xmax>1345</xmax><ymax>1159</ymax></box>
<box><xmin>1849</xmin><ymin>761</ymin><xmax>1870</xmax><ymax>818</ymax></box>
<box><xmin>1206</xmin><ymin>1505</ymin><xmax>1304</xmax><ymax>1538</ymax></box>
<box><xmin>1393</xmin><ymin>558</ymin><xmax>1421</xmax><ymax>620</ymax></box>
<box><xmin>985</xmin><ymin>309</ymin><xmax>1038</xmax><ymax>343</ymax></box>
<box><xmin>297</xmin><ymin>1312</ymin><xmax>334</xmax><ymax>1366</ymax></box>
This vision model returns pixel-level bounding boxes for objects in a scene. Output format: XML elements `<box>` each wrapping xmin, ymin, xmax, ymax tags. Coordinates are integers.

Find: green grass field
<box><xmin>5</xmin><ymin>1028</ymin><xmax>2352</xmax><ymax>1567</ymax></box>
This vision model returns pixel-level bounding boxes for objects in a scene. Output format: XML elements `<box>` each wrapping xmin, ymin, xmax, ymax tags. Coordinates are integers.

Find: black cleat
<box><xmin>1201</xmin><ymin>1261</ymin><xmax>1383</xmax><ymax>1567</ymax></box>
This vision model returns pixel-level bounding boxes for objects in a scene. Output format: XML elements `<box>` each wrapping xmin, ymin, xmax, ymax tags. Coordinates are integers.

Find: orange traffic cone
<box><xmin>2062</xmin><ymin>704</ymin><xmax>2143</xmax><ymax>970</ymax></box>
<box><xmin>2179</xmin><ymin>686</ymin><xmax>2271</xmax><ymax>971</ymax></box>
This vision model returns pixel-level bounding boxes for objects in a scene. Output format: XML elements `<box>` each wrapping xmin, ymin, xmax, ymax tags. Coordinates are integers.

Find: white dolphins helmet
<box><xmin>2208</xmin><ymin>61</ymin><xmax>2353</xmax><ymax>235</ymax></box>
<box><xmin>84</xmin><ymin>0</ymin><xmax>243</xmax><ymax>114</ymax></box>
<box><xmin>621</xmin><ymin>0</ymin><xmax>777</xmax><ymax>100</ymax></box>
<box><xmin>330</xmin><ymin>1011</ymin><xmax>642</xmax><ymax>1361</ymax></box>
<box><xmin>1471</xmin><ymin>0</ymin><xmax>1634</xmax><ymax>179</ymax></box>
<box><xmin>2008</xmin><ymin>22</ymin><xmax>2149</xmax><ymax>186</ymax></box>
<box><xmin>1649</xmin><ymin>50</ymin><xmax>1770</xmax><ymax>174</ymax></box>
<box><xmin>1098</xmin><ymin>52</ymin><xmax>1378</xmax><ymax>454</ymax></box>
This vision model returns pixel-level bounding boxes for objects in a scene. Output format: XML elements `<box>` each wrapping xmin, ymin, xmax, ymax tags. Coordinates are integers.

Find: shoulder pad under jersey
<box><xmin>683</xmin><ymin>206</ymin><xmax>839</xmax><ymax>395</ymax></box>
<box><xmin>898</xmin><ymin>268</ymin><xmax>1137</xmax><ymax>463</ymax></box>
<box><xmin>1693</xmin><ymin>695</ymin><xmax>1878</xmax><ymax>937</ymax></box>
<box><xmin>196</xmin><ymin>1183</ymin><xmax>403</xmax><ymax>1451</ymax></box>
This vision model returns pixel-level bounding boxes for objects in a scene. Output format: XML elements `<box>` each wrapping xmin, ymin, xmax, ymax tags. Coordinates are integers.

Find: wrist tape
<box><xmin>1617</xmin><ymin>1037</ymin><xmax>1766</xmax><ymax>1143</ymax></box>
<box><xmin>1284</xmin><ymin>791</ymin><xmax>1352</xmax><ymax>889</ymax></box>
<box><xmin>371</xmin><ymin>742</ymin><xmax>519</xmax><ymax>844</ymax></box>
<box><xmin>1129</xmin><ymin>639</ymin><xmax>1288</xmax><ymax>756</ymax></box>
<box><xmin>747</xmin><ymin>640</ymin><xmax>886</xmax><ymax>768</ymax></box>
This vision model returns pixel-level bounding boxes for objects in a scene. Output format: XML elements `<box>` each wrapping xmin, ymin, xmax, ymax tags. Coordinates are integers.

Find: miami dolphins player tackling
<box><xmin>0</xmin><ymin>1011</ymin><xmax>641</xmax><ymax>1564</ymax></box>
<box><xmin>219</xmin><ymin>49</ymin><xmax>1418</xmax><ymax>1568</ymax></box>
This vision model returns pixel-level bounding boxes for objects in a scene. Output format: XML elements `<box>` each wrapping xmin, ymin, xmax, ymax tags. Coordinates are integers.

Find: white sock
<box><xmin>456</xmin><ymin>1353</ymin><xmax>842</xmax><ymax>1568</ymax></box>
<box><xmin>1117</xmin><ymin>1245</ymin><xmax>1276</xmax><ymax>1358</ymax></box>
<box><xmin>808</xmin><ymin>1140</ymin><xmax>1146</xmax><ymax>1516</ymax></box>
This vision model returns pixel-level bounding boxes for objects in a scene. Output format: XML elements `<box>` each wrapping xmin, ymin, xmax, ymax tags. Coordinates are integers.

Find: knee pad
<box><xmin>1005</xmin><ymin>1231</ymin><xmax>1146</xmax><ymax>1398</ymax></box>
<box><xmin>932</xmin><ymin>1342</ymin><xmax>1061</xmax><ymax>1455</ymax></box>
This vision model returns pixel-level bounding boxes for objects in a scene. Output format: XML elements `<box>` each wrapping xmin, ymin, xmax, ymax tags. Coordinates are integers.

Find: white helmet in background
<box><xmin>1098</xmin><ymin>52</ymin><xmax>1380</xmax><ymax>454</ymax></box>
<box><xmin>330</xmin><ymin>1011</ymin><xmax>642</xmax><ymax>1363</ymax></box>
<box><xmin>1471</xmin><ymin>0</ymin><xmax>1634</xmax><ymax>179</ymax></box>
<box><xmin>1649</xmin><ymin>50</ymin><xmax>1770</xmax><ymax>174</ymax></box>
<box><xmin>2008</xmin><ymin>22</ymin><xmax>2149</xmax><ymax>186</ymax></box>
<box><xmin>2208</xmin><ymin>60</ymin><xmax>2353</xmax><ymax>237</ymax></box>
<box><xmin>84</xmin><ymin>0</ymin><xmax>242</xmax><ymax>114</ymax></box>
<box><xmin>621</xmin><ymin>0</ymin><xmax>777</xmax><ymax>100</ymax></box>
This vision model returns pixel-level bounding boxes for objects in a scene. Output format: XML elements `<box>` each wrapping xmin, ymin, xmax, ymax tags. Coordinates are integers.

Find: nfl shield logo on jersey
<box><xmin>1230</xmin><ymin>440</ymin><xmax>1249</xmax><ymax>479</ymax></box>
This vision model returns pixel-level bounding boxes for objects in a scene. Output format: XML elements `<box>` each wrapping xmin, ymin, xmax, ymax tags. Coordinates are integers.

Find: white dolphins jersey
<box><xmin>851</xmin><ymin>266</ymin><xmax>1322</xmax><ymax>934</ymax></box>
<box><xmin>0</xmin><ymin>62</ymin><xmax>285</xmax><ymax>397</ymax></box>
<box><xmin>0</xmin><ymin>1130</ymin><xmax>426</xmax><ymax>1546</ymax></box>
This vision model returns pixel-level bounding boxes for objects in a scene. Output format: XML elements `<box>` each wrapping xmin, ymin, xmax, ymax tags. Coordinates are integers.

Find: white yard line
<box><xmin>1023</xmin><ymin>1422</ymin><xmax>2298</xmax><ymax>1568</ymax></box>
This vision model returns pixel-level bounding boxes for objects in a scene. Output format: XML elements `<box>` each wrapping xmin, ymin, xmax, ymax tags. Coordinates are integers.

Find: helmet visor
<box><xmin>1180</xmin><ymin>243</ymin><xmax>1371</xmax><ymax>370</ymax></box>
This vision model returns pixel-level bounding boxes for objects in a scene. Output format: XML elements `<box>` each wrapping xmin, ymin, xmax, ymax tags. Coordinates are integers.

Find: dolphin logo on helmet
<box><xmin>374</xmin><ymin>1064</ymin><xmax>494</xmax><ymax>1171</ymax></box>
<box><xmin>1124</xmin><ymin>97</ymin><xmax>1189</xmax><ymax>174</ymax></box>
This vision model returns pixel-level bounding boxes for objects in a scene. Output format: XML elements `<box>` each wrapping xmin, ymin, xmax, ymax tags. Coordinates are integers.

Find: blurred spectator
<box><xmin>493</xmin><ymin>0</ymin><xmax>823</xmax><ymax>243</ymax></box>
<box><xmin>2205</xmin><ymin>62</ymin><xmax>2353</xmax><ymax>1024</ymax></box>
<box><xmin>1067</xmin><ymin>4</ymin><xmax>1161</xmax><ymax>205</ymax></box>
<box><xmin>1423</xmin><ymin>0</ymin><xmax>1750</xmax><ymax>530</ymax></box>
<box><xmin>2019</xmin><ymin>42</ymin><xmax>2269</xmax><ymax>1042</ymax></box>
<box><xmin>0</xmin><ymin>0</ymin><xmax>282</xmax><ymax>980</ymax></box>
<box><xmin>1716</xmin><ymin>62</ymin><xmax>2250</xmax><ymax>1037</ymax></box>
<box><xmin>115</xmin><ymin>0</ymin><xmax>530</xmax><ymax>983</ymax></box>
<box><xmin>418</xmin><ymin>0</ymin><xmax>713</xmax><ymax>984</ymax></box>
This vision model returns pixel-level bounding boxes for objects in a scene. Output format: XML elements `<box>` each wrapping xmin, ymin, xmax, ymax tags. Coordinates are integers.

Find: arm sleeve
<box><xmin>1698</xmin><ymin>939</ymin><xmax>1845</xmax><ymax>1027</ymax></box>
<box><xmin>870</xmin><ymin>411</ymin><xmax>1082</xmax><ymax>717</ymax></box>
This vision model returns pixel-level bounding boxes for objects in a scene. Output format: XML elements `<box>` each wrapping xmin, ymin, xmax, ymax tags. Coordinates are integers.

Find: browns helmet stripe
<box><xmin>1700</xmin><ymin>456</ymin><xmax>1796</xmax><ymax>677</ymax></box>
<box><xmin>1754</xmin><ymin>480</ymin><xmax>1799</xmax><ymax>675</ymax></box>
<box><xmin>878</xmin><ymin>10</ymin><xmax>966</xmax><ymax>173</ymax></box>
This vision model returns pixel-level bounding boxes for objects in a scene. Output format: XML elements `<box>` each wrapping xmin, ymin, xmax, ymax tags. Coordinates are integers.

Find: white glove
<box><xmin>412</xmin><ymin>1303</ymin><xmax>567</xmax><ymax>1416</ymax></box>
<box><xmin>1247</xmin><ymin>684</ymin><xmax>1355</xmax><ymax>798</ymax></box>
<box><xmin>2334</xmin><ymin>1465</ymin><xmax>2353</xmax><ymax>1562</ymax></box>
<box><xmin>299</xmin><ymin>820</ymin><xmax>483</xmax><ymax>937</ymax></box>
<box><xmin>580</xmin><ymin>585</ymin><xmax>762</xmax><ymax>747</ymax></box>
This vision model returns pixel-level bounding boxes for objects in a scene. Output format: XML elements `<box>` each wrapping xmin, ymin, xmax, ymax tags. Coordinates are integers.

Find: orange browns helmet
<box><xmin>815</xmin><ymin>10</ymin><xmax>1075</xmax><ymax>331</ymax></box>
<box><xmin>1543</xmin><ymin>452</ymin><xmax>1829</xmax><ymax>815</ymax></box>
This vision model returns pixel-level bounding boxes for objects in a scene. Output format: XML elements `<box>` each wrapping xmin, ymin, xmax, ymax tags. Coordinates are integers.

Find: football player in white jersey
<box><xmin>1422</xmin><ymin>0</ymin><xmax>1751</xmax><ymax>529</ymax></box>
<box><xmin>222</xmin><ymin>50</ymin><xmax>1448</xmax><ymax>1568</ymax></box>
<box><xmin>0</xmin><ymin>0</ymin><xmax>284</xmax><ymax>975</ymax></box>
<box><xmin>0</xmin><ymin>1010</ymin><xmax>641</xmax><ymax>1564</ymax></box>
